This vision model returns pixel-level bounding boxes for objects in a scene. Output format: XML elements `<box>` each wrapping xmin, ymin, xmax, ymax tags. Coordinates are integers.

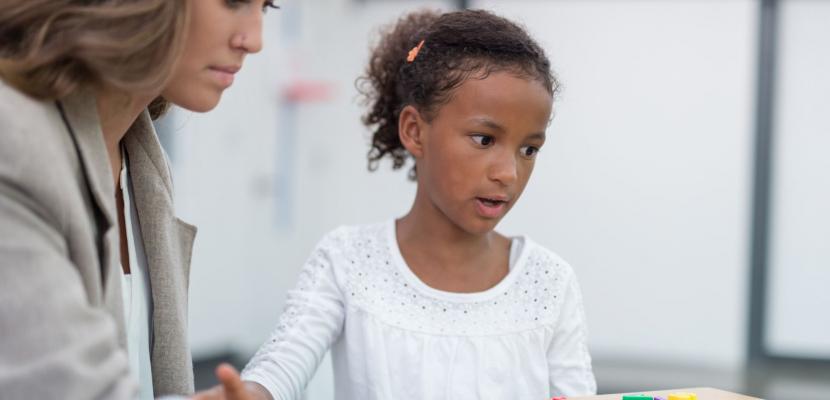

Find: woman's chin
<box><xmin>170</xmin><ymin>93</ymin><xmax>222</xmax><ymax>113</ymax></box>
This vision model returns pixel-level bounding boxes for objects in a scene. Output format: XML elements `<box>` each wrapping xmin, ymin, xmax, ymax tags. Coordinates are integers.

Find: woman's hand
<box><xmin>190</xmin><ymin>363</ymin><xmax>272</xmax><ymax>400</ymax></box>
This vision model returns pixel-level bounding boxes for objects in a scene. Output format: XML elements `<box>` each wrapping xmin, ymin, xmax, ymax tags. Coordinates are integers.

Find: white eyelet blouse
<box><xmin>242</xmin><ymin>220</ymin><xmax>596</xmax><ymax>400</ymax></box>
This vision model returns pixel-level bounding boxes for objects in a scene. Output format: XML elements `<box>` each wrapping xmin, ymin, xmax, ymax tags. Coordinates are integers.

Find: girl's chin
<box><xmin>454</xmin><ymin>216</ymin><xmax>500</xmax><ymax>236</ymax></box>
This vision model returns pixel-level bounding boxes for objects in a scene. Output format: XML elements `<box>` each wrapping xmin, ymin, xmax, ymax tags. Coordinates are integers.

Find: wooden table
<box><xmin>570</xmin><ymin>387</ymin><xmax>761</xmax><ymax>400</ymax></box>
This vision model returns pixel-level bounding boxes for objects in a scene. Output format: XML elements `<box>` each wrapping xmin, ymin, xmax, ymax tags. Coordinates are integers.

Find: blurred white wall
<box><xmin>161</xmin><ymin>0</ymin><xmax>765</xmax><ymax>397</ymax></box>
<box><xmin>766</xmin><ymin>0</ymin><xmax>830</xmax><ymax>358</ymax></box>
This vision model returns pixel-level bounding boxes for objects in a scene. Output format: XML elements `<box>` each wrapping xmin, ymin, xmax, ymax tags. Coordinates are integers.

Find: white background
<box><xmin>766</xmin><ymin>0</ymin><xmax>830</xmax><ymax>359</ymax></box>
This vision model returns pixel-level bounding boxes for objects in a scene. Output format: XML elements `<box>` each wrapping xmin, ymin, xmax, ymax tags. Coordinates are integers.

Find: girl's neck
<box><xmin>398</xmin><ymin>204</ymin><xmax>496</xmax><ymax>257</ymax></box>
<box><xmin>396</xmin><ymin>187</ymin><xmax>511</xmax><ymax>292</ymax></box>
<box><xmin>94</xmin><ymin>86</ymin><xmax>156</xmax><ymax>185</ymax></box>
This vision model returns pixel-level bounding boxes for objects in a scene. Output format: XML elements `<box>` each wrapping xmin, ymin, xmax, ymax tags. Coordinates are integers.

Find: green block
<box><xmin>622</xmin><ymin>395</ymin><xmax>653</xmax><ymax>400</ymax></box>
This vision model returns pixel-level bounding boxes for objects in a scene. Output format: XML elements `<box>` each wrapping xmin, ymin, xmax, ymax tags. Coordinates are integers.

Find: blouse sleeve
<box><xmin>547</xmin><ymin>270</ymin><xmax>597</xmax><ymax>396</ymax></box>
<box><xmin>241</xmin><ymin>231</ymin><xmax>346</xmax><ymax>400</ymax></box>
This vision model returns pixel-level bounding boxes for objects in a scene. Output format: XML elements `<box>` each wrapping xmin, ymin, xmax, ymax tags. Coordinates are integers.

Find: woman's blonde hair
<box><xmin>0</xmin><ymin>0</ymin><xmax>190</xmax><ymax>119</ymax></box>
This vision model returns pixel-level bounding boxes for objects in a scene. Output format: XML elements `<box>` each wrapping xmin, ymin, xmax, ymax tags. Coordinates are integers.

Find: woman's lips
<box><xmin>208</xmin><ymin>65</ymin><xmax>240</xmax><ymax>87</ymax></box>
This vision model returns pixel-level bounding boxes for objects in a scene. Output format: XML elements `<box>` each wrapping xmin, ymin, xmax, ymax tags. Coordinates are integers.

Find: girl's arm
<box><xmin>548</xmin><ymin>271</ymin><xmax>597</xmax><ymax>396</ymax></box>
<box><xmin>240</xmin><ymin>232</ymin><xmax>347</xmax><ymax>400</ymax></box>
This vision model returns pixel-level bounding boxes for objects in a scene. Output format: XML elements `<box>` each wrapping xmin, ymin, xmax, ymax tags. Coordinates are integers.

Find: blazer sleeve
<box><xmin>0</xmin><ymin>130</ymin><xmax>137</xmax><ymax>399</ymax></box>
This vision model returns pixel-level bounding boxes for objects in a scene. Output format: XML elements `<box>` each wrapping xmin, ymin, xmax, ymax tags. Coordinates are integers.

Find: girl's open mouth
<box><xmin>475</xmin><ymin>197</ymin><xmax>507</xmax><ymax>218</ymax></box>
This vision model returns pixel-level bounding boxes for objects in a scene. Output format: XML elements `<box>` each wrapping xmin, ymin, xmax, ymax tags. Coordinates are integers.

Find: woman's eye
<box><xmin>471</xmin><ymin>134</ymin><xmax>494</xmax><ymax>147</ymax></box>
<box><xmin>263</xmin><ymin>0</ymin><xmax>279</xmax><ymax>12</ymax></box>
<box><xmin>520</xmin><ymin>145</ymin><xmax>540</xmax><ymax>158</ymax></box>
<box><xmin>226</xmin><ymin>0</ymin><xmax>279</xmax><ymax>12</ymax></box>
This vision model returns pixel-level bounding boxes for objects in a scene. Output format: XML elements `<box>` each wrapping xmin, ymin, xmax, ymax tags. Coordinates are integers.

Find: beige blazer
<box><xmin>0</xmin><ymin>81</ymin><xmax>196</xmax><ymax>399</ymax></box>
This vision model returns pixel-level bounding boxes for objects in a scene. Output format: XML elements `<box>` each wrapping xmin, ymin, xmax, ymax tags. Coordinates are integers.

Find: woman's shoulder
<box><xmin>0</xmin><ymin>80</ymin><xmax>66</xmax><ymax>142</ymax></box>
<box><xmin>0</xmin><ymin>81</ymin><xmax>99</xmax><ymax>231</ymax></box>
<box><xmin>0</xmin><ymin>81</ymin><xmax>84</xmax><ymax>189</ymax></box>
<box><xmin>0</xmin><ymin>80</ymin><xmax>84</xmax><ymax>174</ymax></box>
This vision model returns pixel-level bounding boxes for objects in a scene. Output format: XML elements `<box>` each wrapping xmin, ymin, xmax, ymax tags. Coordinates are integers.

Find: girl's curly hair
<box><xmin>358</xmin><ymin>9</ymin><xmax>559</xmax><ymax>179</ymax></box>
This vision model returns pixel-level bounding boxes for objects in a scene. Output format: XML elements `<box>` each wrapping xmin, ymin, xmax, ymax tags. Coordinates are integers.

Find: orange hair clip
<box><xmin>407</xmin><ymin>39</ymin><xmax>425</xmax><ymax>63</ymax></box>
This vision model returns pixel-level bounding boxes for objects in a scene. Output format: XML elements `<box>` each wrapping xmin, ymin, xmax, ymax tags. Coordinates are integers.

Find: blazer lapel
<box><xmin>58</xmin><ymin>90</ymin><xmax>116</xmax><ymax>232</ymax></box>
<box><xmin>123</xmin><ymin>111</ymin><xmax>196</xmax><ymax>394</ymax></box>
<box><xmin>57</xmin><ymin>89</ymin><xmax>125</xmax><ymax>347</ymax></box>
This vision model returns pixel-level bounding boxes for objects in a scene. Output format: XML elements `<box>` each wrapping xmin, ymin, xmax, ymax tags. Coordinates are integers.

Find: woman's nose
<box><xmin>231</xmin><ymin>13</ymin><xmax>263</xmax><ymax>54</ymax></box>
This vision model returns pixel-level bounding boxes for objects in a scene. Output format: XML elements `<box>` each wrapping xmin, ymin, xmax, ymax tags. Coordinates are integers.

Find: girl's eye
<box><xmin>520</xmin><ymin>145</ymin><xmax>540</xmax><ymax>159</ymax></box>
<box><xmin>471</xmin><ymin>134</ymin><xmax>494</xmax><ymax>147</ymax></box>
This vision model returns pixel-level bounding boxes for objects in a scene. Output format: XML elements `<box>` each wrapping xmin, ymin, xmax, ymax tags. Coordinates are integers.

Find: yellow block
<box><xmin>668</xmin><ymin>393</ymin><xmax>697</xmax><ymax>400</ymax></box>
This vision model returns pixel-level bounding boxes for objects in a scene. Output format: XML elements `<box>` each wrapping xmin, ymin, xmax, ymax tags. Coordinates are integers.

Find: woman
<box><xmin>0</xmin><ymin>1</ymin><xmax>273</xmax><ymax>398</ymax></box>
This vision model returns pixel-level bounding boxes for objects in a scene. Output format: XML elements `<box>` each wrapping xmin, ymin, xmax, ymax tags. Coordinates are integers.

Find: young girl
<box><xmin>238</xmin><ymin>9</ymin><xmax>595</xmax><ymax>400</ymax></box>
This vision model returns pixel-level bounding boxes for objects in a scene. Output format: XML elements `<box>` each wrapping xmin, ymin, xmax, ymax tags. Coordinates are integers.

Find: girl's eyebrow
<box><xmin>527</xmin><ymin>132</ymin><xmax>546</xmax><ymax>141</ymax></box>
<box><xmin>468</xmin><ymin>117</ymin><xmax>547</xmax><ymax>141</ymax></box>
<box><xmin>468</xmin><ymin>116</ymin><xmax>505</xmax><ymax>133</ymax></box>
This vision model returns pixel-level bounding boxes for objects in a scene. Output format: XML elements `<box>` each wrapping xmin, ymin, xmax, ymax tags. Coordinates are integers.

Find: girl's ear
<box><xmin>398</xmin><ymin>105</ymin><xmax>426</xmax><ymax>158</ymax></box>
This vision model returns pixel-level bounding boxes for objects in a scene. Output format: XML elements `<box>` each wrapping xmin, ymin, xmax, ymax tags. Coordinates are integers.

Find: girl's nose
<box><xmin>489</xmin><ymin>152</ymin><xmax>518</xmax><ymax>186</ymax></box>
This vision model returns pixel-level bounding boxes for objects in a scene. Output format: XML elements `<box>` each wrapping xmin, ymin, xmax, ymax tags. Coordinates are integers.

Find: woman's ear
<box><xmin>398</xmin><ymin>105</ymin><xmax>426</xmax><ymax>158</ymax></box>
